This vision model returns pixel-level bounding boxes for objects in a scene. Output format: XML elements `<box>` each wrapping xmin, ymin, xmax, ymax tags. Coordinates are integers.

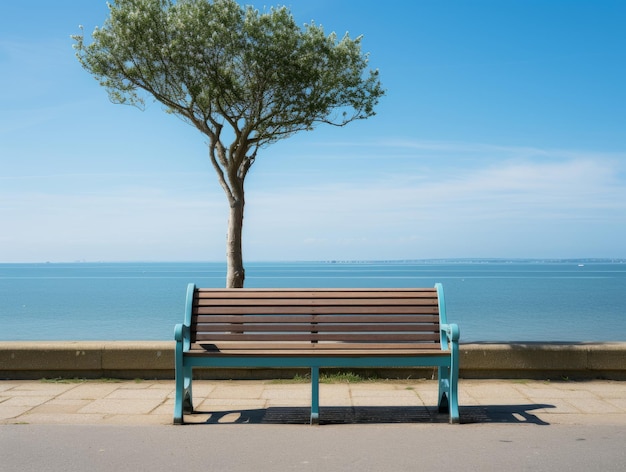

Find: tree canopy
<box><xmin>73</xmin><ymin>0</ymin><xmax>384</xmax><ymax>287</ymax></box>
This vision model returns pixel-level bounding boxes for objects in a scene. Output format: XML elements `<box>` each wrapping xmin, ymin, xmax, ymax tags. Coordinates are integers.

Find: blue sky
<box><xmin>1</xmin><ymin>1</ymin><xmax>625</xmax><ymax>263</ymax></box>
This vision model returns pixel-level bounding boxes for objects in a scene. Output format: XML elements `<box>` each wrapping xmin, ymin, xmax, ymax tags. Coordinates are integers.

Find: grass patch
<box><xmin>270</xmin><ymin>373</ymin><xmax>310</xmax><ymax>384</ymax></box>
<box><xmin>40</xmin><ymin>377</ymin><xmax>123</xmax><ymax>384</ymax></box>
<box><xmin>320</xmin><ymin>371</ymin><xmax>369</xmax><ymax>384</ymax></box>
<box><xmin>271</xmin><ymin>371</ymin><xmax>383</xmax><ymax>384</ymax></box>
<box><xmin>40</xmin><ymin>377</ymin><xmax>87</xmax><ymax>384</ymax></box>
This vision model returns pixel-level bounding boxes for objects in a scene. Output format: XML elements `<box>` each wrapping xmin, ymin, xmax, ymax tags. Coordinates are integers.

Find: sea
<box><xmin>1</xmin><ymin>260</ymin><xmax>625</xmax><ymax>343</ymax></box>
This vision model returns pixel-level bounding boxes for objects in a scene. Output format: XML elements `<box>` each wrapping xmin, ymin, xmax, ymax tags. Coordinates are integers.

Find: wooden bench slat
<box><xmin>190</xmin><ymin>342</ymin><xmax>442</xmax><ymax>351</ymax></box>
<box><xmin>194</xmin><ymin>314</ymin><xmax>440</xmax><ymax>323</ymax></box>
<box><xmin>186</xmin><ymin>347</ymin><xmax>446</xmax><ymax>357</ymax></box>
<box><xmin>194</xmin><ymin>332</ymin><xmax>441</xmax><ymax>342</ymax></box>
<box><xmin>194</xmin><ymin>306</ymin><xmax>438</xmax><ymax>315</ymax></box>
<box><xmin>186</xmin><ymin>351</ymin><xmax>446</xmax><ymax>357</ymax></box>
<box><xmin>194</xmin><ymin>298</ymin><xmax>438</xmax><ymax>307</ymax></box>
<box><xmin>195</xmin><ymin>289</ymin><xmax>437</xmax><ymax>298</ymax></box>
<box><xmin>192</xmin><ymin>323</ymin><xmax>439</xmax><ymax>333</ymax></box>
<box><xmin>191</xmin><ymin>352</ymin><xmax>446</xmax><ymax>357</ymax></box>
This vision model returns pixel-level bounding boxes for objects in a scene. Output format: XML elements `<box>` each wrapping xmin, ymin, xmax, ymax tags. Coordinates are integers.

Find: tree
<box><xmin>73</xmin><ymin>0</ymin><xmax>384</xmax><ymax>287</ymax></box>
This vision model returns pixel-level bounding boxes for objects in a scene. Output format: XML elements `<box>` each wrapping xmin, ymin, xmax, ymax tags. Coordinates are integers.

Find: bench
<box><xmin>174</xmin><ymin>283</ymin><xmax>460</xmax><ymax>424</ymax></box>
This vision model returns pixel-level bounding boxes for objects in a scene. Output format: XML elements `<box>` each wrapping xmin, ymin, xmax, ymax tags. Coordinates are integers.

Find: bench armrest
<box><xmin>175</xmin><ymin>283</ymin><xmax>195</xmax><ymax>352</ymax></box>
<box><xmin>440</xmin><ymin>323</ymin><xmax>460</xmax><ymax>341</ymax></box>
<box><xmin>174</xmin><ymin>323</ymin><xmax>184</xmax><ymax>342</ymax></box>
<box><xmin>440</xmin><ymin>323</ymin><xmax>460</xmax><ymax>346</ymax></box>
<box><xmin>174</xmin><ymin>323</ymin><xmax>190</xmax><ymax>351</ymax></box>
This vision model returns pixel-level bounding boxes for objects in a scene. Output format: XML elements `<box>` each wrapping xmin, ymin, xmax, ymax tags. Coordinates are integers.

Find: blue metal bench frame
<box><xmin>174</xmin><ymin>283</ymin><xmax>460</xmax><ymax>424</ymax></box>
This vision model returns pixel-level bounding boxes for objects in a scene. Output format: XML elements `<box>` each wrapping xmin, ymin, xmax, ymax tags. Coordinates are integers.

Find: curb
<box><xmin>1</xmin><ymin>341</ymin><xmax>625</xmax><ymax>380</ymax></box>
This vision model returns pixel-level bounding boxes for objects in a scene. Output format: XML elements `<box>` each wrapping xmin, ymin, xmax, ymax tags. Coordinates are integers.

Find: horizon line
<box><xmin>1</xmin><ymin>257</ymin><xmax>625</xmax><ymax>265</ymax></box>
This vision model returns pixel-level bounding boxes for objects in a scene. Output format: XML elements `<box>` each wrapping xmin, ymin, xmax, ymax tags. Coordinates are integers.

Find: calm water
<box><xmin>1</xmin><ymin>261</ymin><xmax>625</xmax><ymax>342</ymax></box>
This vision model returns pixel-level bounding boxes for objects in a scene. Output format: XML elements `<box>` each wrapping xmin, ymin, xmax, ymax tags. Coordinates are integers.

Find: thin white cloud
<box><xmin>2</xmin><ymin>136</ymin><xmax>624</xmax><ymax>261</ymax></box>
<box><xmin>0</xmin><ymin>187</ymin><xmax>227</xmax><ymax>262</ymax></box>
<box><xmin>243</xmin><ymin>151</ymin><xmax>626</xmax><ymax>259</ymax></box>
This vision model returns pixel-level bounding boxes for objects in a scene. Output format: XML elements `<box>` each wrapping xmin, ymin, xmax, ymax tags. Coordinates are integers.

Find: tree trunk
<box><xmin>226</xmin><ymin>197</ymin><xmax>245</xmax><ymax>288</ymax></box>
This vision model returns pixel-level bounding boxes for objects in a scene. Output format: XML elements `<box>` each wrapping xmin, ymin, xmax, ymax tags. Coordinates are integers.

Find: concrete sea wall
<box><xmin>1</xmin><ymin>342</ymin><xmax>625</xmax><ymax>380</ymax></box>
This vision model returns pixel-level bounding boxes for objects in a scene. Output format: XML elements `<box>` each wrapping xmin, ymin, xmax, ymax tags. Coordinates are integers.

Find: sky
<box><xmin>1</xmin><ymin>0</ymin><xmax>625</xmax><ymax>263</ymax></box>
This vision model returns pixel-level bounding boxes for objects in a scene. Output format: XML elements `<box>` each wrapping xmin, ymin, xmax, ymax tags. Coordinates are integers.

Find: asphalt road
<box><xmin>2</xmin><ymin>423</ymin><xmax>625</xmax><ymax>471</ymax></box>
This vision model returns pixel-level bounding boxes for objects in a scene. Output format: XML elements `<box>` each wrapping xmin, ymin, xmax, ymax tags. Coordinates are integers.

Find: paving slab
<box><xmin>0</xmin><ymin>379</ymin><xmax>625</xmax><ymax>426</ymax></box>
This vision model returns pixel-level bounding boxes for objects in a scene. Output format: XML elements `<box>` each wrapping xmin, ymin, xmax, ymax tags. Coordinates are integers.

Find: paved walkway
<box><xmin>1</xmin><ymin>378</ymin><xmax>625</xmax><ymax>425</ymax></box>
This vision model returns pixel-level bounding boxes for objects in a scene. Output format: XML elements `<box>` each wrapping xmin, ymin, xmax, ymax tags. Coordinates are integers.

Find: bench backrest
<box><xmin>186</xmin><ymin>286</ymin><xmax>446</xmax><ymax>350</ymax></box>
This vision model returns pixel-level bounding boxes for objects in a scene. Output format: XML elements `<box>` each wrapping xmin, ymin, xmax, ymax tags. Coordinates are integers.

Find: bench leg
<box><xmin>448</xmin><ymin>375</ymin><xmax>460</xmax><ymax>424</ymax></box>
<box><xmin>448</xmin><ymin>356</ymin><xmax>460</xmax><ymax>424</ymax></box>
<box><xmin>310</xmin><ymin>366</ymin><xmax>320</xmax><ymax>425</ymax></box>
<box><xmin>438</xmin><ymin>366</ymin><xmax>450</xmax><ymax>413</ymax></box>
<box><xmin>174</xmin><ymin>364</ymin><xmax>193</xmax><ymax>425</ymax></box>
<box><xmin>174</xmin><ymin>365</ymin><xmax>184</xmax><ymax>424</ymax></box>
<box><xmin>183</xmin><ymin>366</ymin><xmax>194</xmax><ymax>412</ymax></box>
<box><xmin>438</xmin><ymin>365</ymin><xmax>460</xmax><ymax>424</ymax></box>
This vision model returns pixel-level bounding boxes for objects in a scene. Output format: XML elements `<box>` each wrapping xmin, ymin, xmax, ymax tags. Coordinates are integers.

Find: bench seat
<box><xmin>185</xmin><ymin>343</ymin><xmax>453</xmax><ymax>357</ymax></box>
<box><xmin>174</xmin><ymin>284</ymin><xmax>460</xmax><ymax>424</ymax></box>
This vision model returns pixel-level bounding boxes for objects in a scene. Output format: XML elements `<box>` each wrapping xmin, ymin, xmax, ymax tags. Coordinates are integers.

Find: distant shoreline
<box><xmin>1</xmin><ymin>258</ymin><xmax>625</xmax><ymax>265</ymax></box>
